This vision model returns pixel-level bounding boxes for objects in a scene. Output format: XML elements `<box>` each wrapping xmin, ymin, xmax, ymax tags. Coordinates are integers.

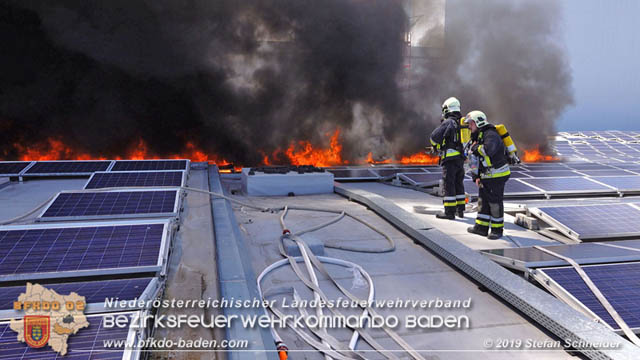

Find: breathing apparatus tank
<box><xmin>460</xmin><ymin>117</ymin><xmax>471</xmax><ymax>147</ymax></box>
<box><xmin>495</xmin><ymin>124</ymin><xmax>521</xmax><ymax>164</ymax></box>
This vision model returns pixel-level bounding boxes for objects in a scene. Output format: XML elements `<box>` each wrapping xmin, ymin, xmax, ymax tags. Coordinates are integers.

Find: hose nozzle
<box><xmin>276</xmin><ymin>342</ymin><xmax>288</xmax><ymax>360</ymax></box>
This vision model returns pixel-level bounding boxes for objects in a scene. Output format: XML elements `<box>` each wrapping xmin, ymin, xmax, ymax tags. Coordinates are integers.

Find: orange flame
<box><xmin>13</xmin><ymin>138</ymin><xmax>107</xmax><ymax>161</ymax></box>
<box><xmin>522</xmin><ymin>147</ymin><xmax>559</xmax><ymax>162</ymax></box>
<box><xmin>9</xmin><ymin>130</ymin><xmax>444</xmax><ymax>169</ymax></box>
<box><xmin>398</xmin><ymin>152</ymin><xmax>439</xmax><ymax>165</ymax></box>
<box><xmin>277</xmin><ymin>129</ymin><xmax>346</xmax><ymax>167</ymax></box>
<box><xmin>10</xmin><ymin>137</ymin><xmax>241</xmax><ymax>170</ymax></box>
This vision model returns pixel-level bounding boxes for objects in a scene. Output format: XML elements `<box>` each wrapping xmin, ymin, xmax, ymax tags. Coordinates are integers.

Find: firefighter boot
<box><xmin>488</xmin><ymin>229</ymin><xmax>503</xmax><ymax>240</ymax></box>
<box><xmin>467</xmin><ymin>225</ymin><xmax>488</xmax><ymax>237</ymax></box>
<box><xmin>436</xmin><ymin>211</ymin><xmax>455</xmax><ymax>220</ymax></box>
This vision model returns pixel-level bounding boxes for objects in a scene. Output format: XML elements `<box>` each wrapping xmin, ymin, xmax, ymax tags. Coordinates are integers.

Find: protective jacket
<box><xmin>430</xmin><ymin>113</ymin><xmax>463</xmax><ymax>163</ymax></box>
<box><xmin>472</xmin><ymin>125</ymin><xmax>510</xmax><ymax>179</ymax></box>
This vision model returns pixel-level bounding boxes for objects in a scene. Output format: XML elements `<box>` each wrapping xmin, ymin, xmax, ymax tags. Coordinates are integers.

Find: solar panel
<box><xmin>520</xmin><ymin>163</ymin><xmax>568</xmax><ymax>170</ymax></box>
<box><xmin>463</xmin><ymin>179</ymin><xmax>544</xmax><ymax>197</ymax></box>
<box><xmin>25</xmin><ymin>161</ymin><xmax>112</xmax><ymax>175</ymax></box>
<box><xmin>482</xmin><ymin>240</ymin><xmax>640</xmax><ymax>270</ymax></box>
<box><xmin>111</xmin><ymin>159</ymin><xmax>189</xmax><ymax>171</ymax></box>
<box><xmin>328</xmin><ymin>169</ymin><xmax>378</xmax><ymax>180</ymax></box>
<box><xmin>519</xmin><ymin>177</ymin><xmax>615</xmax><ymax>194</ymax></box>
<box><xmin>398</xmin><ymin>173</ymin><xmax>442</xmax><ymax>187</ymax></box>
<box><xmin>39</xmin><ymin>190</ymin><xmax>180</xmax><ymax>221</ymax></box>
<box><xmin>0</xmin><ymin>313</ymin><xmax>133</xmax><ymax>359</ymax></box>
<box><xmin>578</xmin><ymin>169</ymin><xmax>636</xmax><ymax>176</ymax></box>
<box><xmin>0</xmin><ymin>278</ymin><xmax>153</xmax><ymax>312</ymax></box>
<box><xmin>565</xmin><ymin>163</ymin><xmax>614</xmax><ymax>170</ymax></box>
<box><xmin>525</xmin><ymin>170</ymin><xmax>580</xmax><ymax>178</ymax></box>
<box><xmin>0</xmin><ymin>220</ymin><xmax>170</xmax><ymax>281</ymax></box>
<box><xmin>0</xmin><ymin>162</ymin><xmax>32</xmax><ymax>176</ymax></box>
<box><xmin>538</xmin><ymin>262</ymin><xmax>640</xmax><ymax>332</ymax></box>
<box><xmin>590</xmin><ymin>176</ymin><xmax>640</xmax><ymax>192</ymax></box>
<box><xmin>530</xmin><ymin>203</ymin><xmax>640</xmax><ymax>240</ymax></box>
<box><xmin>508</xmin><ymin>171</ymin><xmax>532</xmax><ymax>178</ymax></box>
<box><xmin>84</xmin><ymin>171</ymin><xmax>185</xmax><ymax>189</ymax></box>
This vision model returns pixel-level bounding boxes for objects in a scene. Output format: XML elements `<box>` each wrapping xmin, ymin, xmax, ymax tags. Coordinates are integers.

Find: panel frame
<box><xmin>110</xmin><ymin>159</ymin><xmax>190</xmax><ymax>172</ymax></box>
<box><xmin>36</xmin><ymin>188</ymin><xmax>183</xmax><ymax>222</ymax></box>
<box><xmin>531</xmin><ymin>262</ymin><xmax>640</xmax><ymax>334</ymax></box>
<box><xmin>528</xmin><ymin>203</ymin><xmax>640</xmax><ymax>241</ymax></box>
<box><xmin>22</xmin><ymin>160</ymin><xmax>114</xmax><ymax>177</ymax></box>
<box><xmin>328</xmin><ymin>168</ymin><xmax>379</xmax><ymax>181</ymax></box>
<box><xmin>0</xmin><ymin>219</ymin><xmax>174</xmax><ymax>282</ymax></box>
<box><xmin>84</xmin><ymin>170</ymin><xmax>188</xmax><ymax>189</ymax></box>
<box><xmin>369</xmin><ymin>168</ymin><xmax>398</xmax><ymax>179</ymax></box>
<box><xmin>398</xmin><ymin>172</ymin><xmax>442</xmax><ymax>187</ymax></box>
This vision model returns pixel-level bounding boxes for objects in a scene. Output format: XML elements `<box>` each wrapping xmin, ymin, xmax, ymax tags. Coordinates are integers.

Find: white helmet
<box><xmin>441</xmin><ymin>97</ymin><xmax>461</xmax><ymax>115</ymax></box>
<box><xmin>464</xmin><ymin>110</ymin><xmax>489</xmax><ymax>128</ymax></box>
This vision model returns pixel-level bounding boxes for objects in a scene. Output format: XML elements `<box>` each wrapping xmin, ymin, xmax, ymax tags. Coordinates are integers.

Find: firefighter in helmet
<box><xmin>429</xmin><ymin>97</ymin><xmax>466</xmax><ymax>219</ymax></box>
<box><xmin>464</xmin><ymin>110</ymin><xmax>511</xmax><ymax>239</ymax></box>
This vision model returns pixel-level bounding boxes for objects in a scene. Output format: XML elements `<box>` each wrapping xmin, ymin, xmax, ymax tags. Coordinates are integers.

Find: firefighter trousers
<box><xmin>441</xmin><ymin>158</ymin><xmax>466</xmax><ymax>215</ymax></box>
<box><xmin>475</xmin><ymin>175</ymin><xmax>510</xmax><ymax>234</ymax></box>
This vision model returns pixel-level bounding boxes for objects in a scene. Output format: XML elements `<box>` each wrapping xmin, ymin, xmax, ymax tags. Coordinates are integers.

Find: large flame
<box><xmin>522</xmin><ymin>147</ymin><xmax>559</xmax><ymax>162</ymax></box>
<box><xmin>279</xmin><ymin>129</ymin><xmax>346</xmax><ymax>167</ymax></box>
<box><xmin>398</xmin><ymin>152</ymin><xmax>439</xmax><ymax>165</ymax></box>
<box><xmin>13</xmin><ymin>139</ymin><xmax>107</xmax><ymax>161</ymax></box>
<box><xmin>7</xmin><ymin>130</ymin><xmax>486</xmax><ymax>168</ymax></box>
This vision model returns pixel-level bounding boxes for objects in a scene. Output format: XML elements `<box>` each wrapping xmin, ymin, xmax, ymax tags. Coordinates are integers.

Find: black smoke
<box><xmin>0</xmin><ymin>0</ymin><xmax>571</xmax><ymax>164</ymax></box>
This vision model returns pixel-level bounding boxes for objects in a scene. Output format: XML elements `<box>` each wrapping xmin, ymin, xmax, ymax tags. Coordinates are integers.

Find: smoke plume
<box><xmin>0</xmin><ymin>0</ymin><xmax>572</xmax><ymax>164</ymax></box>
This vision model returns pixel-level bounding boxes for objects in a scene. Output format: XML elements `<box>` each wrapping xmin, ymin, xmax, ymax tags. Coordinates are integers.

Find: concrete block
<box><xmin>515</xmin><ymin>213</ymin><xmax>540</xmax><ymax>230</ymax></box>
<box><xmin>241</xmin><ymin>168</ymin><xmax>334</xmax><ymax>196</ymax></box>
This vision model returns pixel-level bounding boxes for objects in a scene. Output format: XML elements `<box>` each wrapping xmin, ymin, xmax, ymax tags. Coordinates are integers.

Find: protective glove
<box><xmin>470</xmin><ymin>143</ymin><xmax>480</xmax><ymax>155</ymax></box>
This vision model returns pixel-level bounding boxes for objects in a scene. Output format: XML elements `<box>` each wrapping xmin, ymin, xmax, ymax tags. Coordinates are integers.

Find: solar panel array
<box><xmin>530</xmin><ymin>203</ymin><xmax>640</xmax><ymax>240</ymax></box>
<box><xmin>40</xmin><ymin>190</ymin><xmax>179</xmax><ymax>220</ymax></box>
<box><xmin>85</xmin><ymin>171</ymin><xmax>184</xmax><ymax>189</ymax></box>
<box><xmin>0</xmin><ymin>223</ymin><xmax>166</xmax><ymax>280</ymax></box>
<box><xmin>540</xmin><ymin>262</ymin><xmax>640</xmax><ymax>331</ymax></box>
<box><xmin>0</xmin><ymin>159</ymin><xmax>191</xmax><ymax>179</ymax></box>
<box><xmin>556</xmin><ymin>131</ymin><xmax>640</xmax><ymax>163</ymax></box>
<box><xmin>0</xmin><ymin>158</ymin><xmax>188</xmax><ymax>358</ymax></box>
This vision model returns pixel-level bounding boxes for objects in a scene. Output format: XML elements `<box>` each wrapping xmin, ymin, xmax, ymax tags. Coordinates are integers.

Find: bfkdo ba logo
<box><xmin>24</xmin><ymin>315</ymin><xmax>50</xmax><ymax>348</ymax></box>
<box><xmin>10</xmin><ymin>283</ymin><xmax>89</xmax><ymax>355</ymax></box>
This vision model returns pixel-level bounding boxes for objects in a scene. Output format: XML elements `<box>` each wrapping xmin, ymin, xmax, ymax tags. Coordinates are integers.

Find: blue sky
<box><xmin>559</xmin><ymin>0</ymin><xmax>640</xmax><ymax>131</ymax></box>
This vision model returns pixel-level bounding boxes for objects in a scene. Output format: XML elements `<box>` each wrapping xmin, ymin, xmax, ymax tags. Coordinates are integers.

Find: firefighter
<box><xmin>464</xmin><ymin>110</ymin><xmax>511</xmax><ymax>239</ymax></box>
<box><xmin>430</xmin><ymin>97</ymin><xmax>466</xmax><ymax>219</ymax></box>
